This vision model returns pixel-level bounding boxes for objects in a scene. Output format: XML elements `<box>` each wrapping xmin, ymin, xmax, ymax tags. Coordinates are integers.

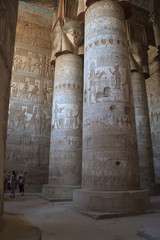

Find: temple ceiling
<box><xmin>22</xmin><ymin>0</ymin><xmax>150</xmax><ymax>11</ymax></box>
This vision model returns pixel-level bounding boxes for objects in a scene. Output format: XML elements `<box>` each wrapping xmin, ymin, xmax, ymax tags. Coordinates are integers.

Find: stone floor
<box><xmin>3</xmin><ymin>194</ymin><xmax>160</xmax><ymax>240</ymax></box>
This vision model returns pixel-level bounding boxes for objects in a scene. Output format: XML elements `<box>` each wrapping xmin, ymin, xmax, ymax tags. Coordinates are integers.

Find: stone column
<box><xmin>0</xmin><ymin>0</ymin><xmax>19</xmax><ymax>231</ymax></box>
<box><xmin>73</xmin><ymin>0</ymin><xmax>149</xmax><ymax>214</ymax></box>
<box><xmin>146</xmin><ymin>58</ymin><xmax>160</xmax><ymax>184</ymax></box>
<box><xmin>128</xmin><ymin>43</ymin><xmax>155</xmax><ymax>191</ymax></box>
<box><xmin>150</xmin><ymin>0</ymin><xmax>160</xmax><ymax>55</ymax></box>
<box><xmin>42</xmin><ymin>54</ymin><xmax>83</xmax><ymax>199</ymax></box>
<box><xmin>146</xmin><ymin>0</ymin><xmax>160</xmax><ymax>189</ymax></box>
<box><xmin>42</xmin><ymin>11</ymin><xmax>84</xmax><ymax>199</ymax></box>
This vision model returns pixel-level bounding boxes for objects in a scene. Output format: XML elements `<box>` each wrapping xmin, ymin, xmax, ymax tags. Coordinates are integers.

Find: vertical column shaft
<box><xmin>131</xmin><ymin>72</ymin><xmax>155</xmax><ymax>187</ymax></box>
<box><xmin>129</xmin><ymin>43</ymin><xmax>155</xmax><ymax>189</ymax></box>
<box><xmin>73</xmin><ymin>0</ymin><xmax>149</xmax><ymax>213</ymax></box>
<box><xmin>43</xmin><ymin>54</ymin><xmax>83</xmax><ymax>199</ymax></box>
<box><xmin>83</xmin><ymin>0</ymin><xmax>139</xmax><ymax>191</ymax></box>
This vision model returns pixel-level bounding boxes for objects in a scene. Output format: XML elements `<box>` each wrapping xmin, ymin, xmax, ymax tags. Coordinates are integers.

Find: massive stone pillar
<box><xmin>42</xmin><ymin>1</ymin><xmax>84</xmax><ymax>199</ymax></box>
<box><xmin>145</xmin><ymin>0</ymin><xmax>160</xmax><ymax>186</ymax></box>
<box><xmin>146</xmin><ymin>57</ymin><xmax>160</xmax><ymax>184</ymax></box>
<box><xmin>73</xmin><ymin>0</ymin><xmax>149</xmax><ymax>214</ymax></box>
<box><xmin>42</xmin><ymin>54</ymin><xmax>83</xmax><ymax>199</ymax></box>
<box><xmin>150</xmin><ymin>0</ymin><xmax>160</xmax><ymax>54</ymax></box>
<box><xmin>0</xmin><ymin>0</ymin><xmax>19</xmax><ymax>231</ymax></box>
<box><xmin>128</xmin><ymin>43</ymin><xmax>155</xmax><ymax>191</ymax></box>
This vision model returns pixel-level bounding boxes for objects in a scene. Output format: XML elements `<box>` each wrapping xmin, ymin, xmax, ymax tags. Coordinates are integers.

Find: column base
<box><xmin>73</xmin><ymin>189</ymin><xmax>150</xmax><ymax>215</ymax></box>
<box><xmin>42</xmin><ymin>184</ymin><xmax>81</xmax><ymax>201</ymax></box>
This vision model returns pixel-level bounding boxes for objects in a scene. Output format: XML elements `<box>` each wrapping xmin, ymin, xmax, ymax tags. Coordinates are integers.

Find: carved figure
<box><xmin>50</xmin><ymin>18</ymin><xmax>83</xmax><ymax>63</ymax></box>
<box><xmin>29</xmin><ymin>111</ymin><xmax>38</xmax><ymax>133</ymax></box>
<box><xmin>42</xmin><ymin>83</ymin><xmax>52</xmax><ymax>104</ymax></box>
<box><xmin>31</xmin><ymin>55</ymin><xmax>42</xmax><ymax>74</ymax></box>
<box><xmin>30</xmin><ymin>82</ymin><xmax>39</xmax><ymax>100</ymax></box>
<box><xmin>54</xmin><ymin>101</ymin><xmax>64</xmax><ymax>129</ymax></box>
<box><xmin>110</xmin><ymin>65</ymin><xmax>121</xmax><ymax>89</ymax></box>
<box><xmin>17</xmin><ymin>109</ymin><xmax>27</xmax><ymax>129</ymax></box>
<box><xmin>11</xmin><ymin>82</ymin><xmax>19</xmax><ymax>97</ymax></box>
<box><xmin>40</xmin><ymin>111</ymin><xmax>46</xmax><ymax>134</ymax></box>
<box><xmin>22</xmin><ymin>56</ymin><xmax>32</xmax><ymax>71</ymax></box>
<box><xmin>20</xmin><ymin>81</ymin><xmax>29</xmax><ymax>98</ymax></box>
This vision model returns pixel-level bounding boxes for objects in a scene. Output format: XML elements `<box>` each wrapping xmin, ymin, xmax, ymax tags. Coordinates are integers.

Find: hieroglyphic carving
<box><xmin>15</xmin><ymin>18</ymin><xmax>52</xmax><ymax>50</ymax></box>
<box><xmin>13</xmin><ymin>52</ymin><xmax>43</xmax><ymax>74</ymax></box>
<box><xmin>81</xmin><ymin>0</ymin><xmax>139</xmax><ymax>192</ymax></box>
<box><xmin>6</xmin><ymin>4</ymin><xmax>53</xmax><ymax>192</ymax></box>
<box><xmin>84</xmin><ymin>60</ymin><xmax>130</xmax><ymax>105</ymax></box>
<box><xmin>48</xmin><ymin>54</ymin><xmax>82</xmax><ymax>188</ymax></box>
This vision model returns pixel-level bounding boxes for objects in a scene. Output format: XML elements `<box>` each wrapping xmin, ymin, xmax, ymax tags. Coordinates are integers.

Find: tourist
<box><xmin>17</xmin><ymin>171</ymin><xmax>25</xmax><ymax>196</ymax></box>
<box><xmin>3</xmin><ymin>171</ymin><xmax>8</xmax><ymax>193</ymax></box>
<box><xmin>10</xmin><ymin>171</ymin><xmax>17</xmax><ymax>198</ymax></box>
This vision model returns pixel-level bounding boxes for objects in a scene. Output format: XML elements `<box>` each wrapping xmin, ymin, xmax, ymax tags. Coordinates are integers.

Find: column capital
<box><xmin>128</xmin><ymin>42</ymin><xmax>150</xmax><ymax>78</ymax></box>
<box><xmin>149</xmin><ymin>0</ymin><xmax>160</xmax><ymax>55</ymax></box>
<box><xmin>77</xmin><ymin>0</ymin><xmax>132</xmax><ymax>22</ymax></box>
<box><xmin>50</xmin><ymin>18</ymin><xmax>84</xmax><ymax>65</ymax></box>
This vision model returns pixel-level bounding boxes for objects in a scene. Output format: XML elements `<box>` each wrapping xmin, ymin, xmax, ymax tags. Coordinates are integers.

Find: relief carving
<box><xmin>13</xmin><ymin>53</ymin><xmax>42</xmax><ymax>75</ymax></box>
<box><xmin>110</xmin><ymin>65</ymin><xmax>121</xmax><ymax>90</ymax></box>
<box><xmin>17</xmin><ymin>108</ymin><xmax>27</xmax><ymax>129</ymax></box>
<box><xmin>53</xmin><ymin>101</ymin><xmax>81</xmax><ymax>130</ymax></box>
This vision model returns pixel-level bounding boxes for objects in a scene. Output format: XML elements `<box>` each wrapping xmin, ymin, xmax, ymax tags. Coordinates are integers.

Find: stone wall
<box><xmin>5</xmin><ymin>1</ymin><xmax>54</xmax><ymax>192</ymax></box>
<box><xmin>0</xmin><ymin>0</ymin><xmax>19</xmax><ymax>231</ymax></box>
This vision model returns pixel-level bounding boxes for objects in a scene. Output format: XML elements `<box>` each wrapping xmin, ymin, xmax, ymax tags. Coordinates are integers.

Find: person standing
<box><xmin>10</xmin><ymin>171</ymin><xmax>17</xmax><ymax>198</ymax></box>
<box><xmin>3</xmin><ymin>171</ymin><xmax>8</xmax><ymax>193</ymax></box>
<box><xmin>17</xmin><ymin>171</ymin><xmax>25</xmax><ymax>196</ymax></box>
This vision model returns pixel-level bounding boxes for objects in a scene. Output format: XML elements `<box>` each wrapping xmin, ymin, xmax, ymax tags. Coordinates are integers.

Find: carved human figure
<box><xmin>40</xmin><ymin>111</ymin><xmax>46</xmax><ymax>134</ymax></box>
<box><xmin>54</xmin><ymin>101</ymin><xmax>64</xmax><ymax>129</ymax></box>
<box><xmin>29</xmin><ymin>111</ymin><xmax>38</xmax><ymax>133</ymax></box>
<box><xmin>13</xmin><ymin>56</ymin><xmax>22</xmax><ymax>71</ymax></box>
<box><xmin>20</xmin><ymin>81</ymin><xmax>29</xmax><ymax>98</ymax></box>
<box><xmin>30</xmin><ymin>82</ymin><xmax>39</xmax><ymax>100</ymax></box>
<box><xmin>31</xmin><ymin>55</ymin><xmax>42</xmax><ymax>74</ymax></box>
<box><xmin>17</xmin><ymin>109</ymin><xmax>27</xmax><ymax>129</ymax></box>
<box><xmin>22</xmin><ymin>56</ymin><xmax>32</xmax><ymax>72</ymax></box>
<box><xmin>110</xmin><ymin>65</ymin><xmax>121</xmax><ymax>89</ymax></box>
<box><xmin>11</xmin><ymin>82</ymin><xmax>19</xmax><ymax>97</ymax></box>
<box><xmin>42</xmin><ymin>82</ymin><xmax>52</xmax><ymax>104</ymax></box>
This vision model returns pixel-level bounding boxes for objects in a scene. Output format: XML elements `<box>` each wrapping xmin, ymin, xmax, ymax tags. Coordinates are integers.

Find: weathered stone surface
<box><xmin>83</xmin><ymin>0</ymin><xmax>139</xmax><ymax>191</ymax></box>
<box><xmin>42</xmin><ymin>53</ymin><xmax>83</xmax><ymax>199</ymax></box>
<box><xmin>73</xmin><ymin>0</ymin><xmax>149</xmax><ymax>213</ymax></box>
<box><xmin>73</xmin><ymin>189</ymin><xmax>150</xmax><ymax>213</ymax></box>
<box><xmin>128</xmin><ymin>42</ymin><xmax>155</xmax><ymax>189</ymax></box>
<box><xmin>131</xmin><ymin>71</ymin><xmax>155</xmax><ymax>187</ymax></box>
<box><xmin>146</xmin><ymin>58</ymin><xmax>160</xmax><ymax>184</ymax></box>
<box><xmin>5</xmin><ymin>2</ymin><xmax>54</xmax><ymax>192</ymax></box>
<box><xmin>0</xmin><ymin>0</ymin><xmax>19</xmax><ymax>231</ymax></box>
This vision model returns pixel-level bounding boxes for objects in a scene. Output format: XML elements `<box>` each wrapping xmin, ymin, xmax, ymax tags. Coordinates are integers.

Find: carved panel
<box><xmin>5</xmin><ymin>3</ymin><xmax>54</xmax><ymax>192</ymax></box>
